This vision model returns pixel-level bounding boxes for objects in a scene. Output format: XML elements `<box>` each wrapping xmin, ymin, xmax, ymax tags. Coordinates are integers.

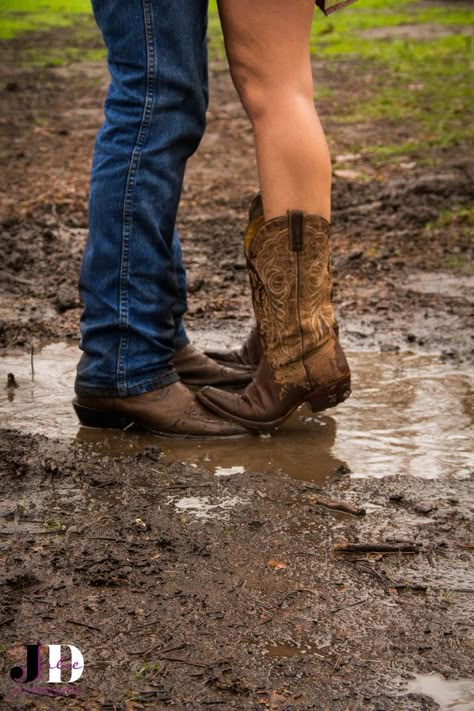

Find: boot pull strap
<box><xmin>288</xmin><ymin>210</ymin><xmax>304</xmax><ymax>252</ymax></box>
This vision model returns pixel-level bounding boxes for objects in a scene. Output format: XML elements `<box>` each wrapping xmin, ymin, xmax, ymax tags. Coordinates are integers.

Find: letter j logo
<box><xmin>10</xmin><ymin>643</ymin><xmax>84</xmax><ymax>684</ymax></box>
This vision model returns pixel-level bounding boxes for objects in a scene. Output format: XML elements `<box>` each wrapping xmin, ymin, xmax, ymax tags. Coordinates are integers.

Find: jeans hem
<box><xmin>75</xmin><ymin>369</ymin><xmax>180</xmax><ymax>399</ymax></box>
<box><xmin>174</xmin><ymin>335</ymin><xmax>190</xmax><ymax>351</ymax></box>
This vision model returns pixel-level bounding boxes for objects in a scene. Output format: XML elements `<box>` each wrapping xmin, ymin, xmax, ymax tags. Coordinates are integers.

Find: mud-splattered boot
<box><xmin>205</xmin><ymin>193</ymin><xmax>339</xmax><ymax>370</ymax></box>
<box><xmin>197</xmin><ymin>210</ymin><xmax>351</xmax><ymax>431</ymax></box>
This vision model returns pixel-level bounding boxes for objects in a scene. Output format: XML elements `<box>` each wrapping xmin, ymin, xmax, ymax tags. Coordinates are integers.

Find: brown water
<box><xmin>0</xmin><ymin>341</ymin><xmax>472</xmax><ymax>484</ymax></box>
<box><xmin>265</xmin><ymin>643</ymin><xmax>327</xmax><ymax>658</ymax></box>
<box><xmin>407</xmin><ymin>673</ymin><xmax>474</xmax><ymax>711</ymax></box>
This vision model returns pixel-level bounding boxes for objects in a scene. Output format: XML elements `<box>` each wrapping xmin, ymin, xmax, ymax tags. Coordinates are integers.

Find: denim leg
<box><xmin>172</xmin><ymin>25</ymin><xmax>208</xmax><ymax>351</ymax></box>
<box><xmin>171</xmin><ymin>228</ymin><xmax>190</xmax><ymax>350</ymax></box>
<box><xmin>75</xmin><ymin>0</ymin><xmax>208</xmax><ymax>397</ymax></box>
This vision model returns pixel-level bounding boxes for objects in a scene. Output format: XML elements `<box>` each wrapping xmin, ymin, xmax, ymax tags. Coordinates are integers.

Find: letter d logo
<box><xmin>47</xmin><ymin>645</ymin><xmax>84</xmax><ymax>683</ymax></box>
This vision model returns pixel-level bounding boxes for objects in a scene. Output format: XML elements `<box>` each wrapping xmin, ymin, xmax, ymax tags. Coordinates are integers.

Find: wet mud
<box><xmin>0</xmin><ymin>426</ymin><xmax>473</xmax><ymax>708</ymax></box>
<box><xmin>1</xmin><ymin>15</ymin><xmax>473</xmax><ymax>711</ymax></box>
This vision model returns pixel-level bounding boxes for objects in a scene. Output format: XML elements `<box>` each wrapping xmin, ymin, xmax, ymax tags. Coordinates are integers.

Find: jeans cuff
<box><xmin>174</xmin><ymin>334</ymin><xmax>190</xmax><ymax>351</ymax></box>
<box><xmin>75</xmin><ymin>369</ymin><xmax>180</xmax><ymax>399</ymax></box>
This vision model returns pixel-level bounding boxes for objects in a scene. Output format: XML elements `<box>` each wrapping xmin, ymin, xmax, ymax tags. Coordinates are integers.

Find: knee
<box><xmin>227</xmin><ymin>52</ymin><xmax>266</xmax><ymax>122</ymax></box>
<box><xmin>102</xmin><ymin>65</ymin><xmax>207</xmax><ymax>157</ymax></box>
<box><xmin>228</xmin><ymin>52</ymin><xmax>313</xmax><ymax>125</ymax></box>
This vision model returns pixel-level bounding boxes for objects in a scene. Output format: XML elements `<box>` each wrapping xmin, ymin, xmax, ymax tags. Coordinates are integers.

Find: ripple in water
<box><xmin>0</xmin><ymin>342</ymin><xmax>472</xmax><ymax>484</ymax></box>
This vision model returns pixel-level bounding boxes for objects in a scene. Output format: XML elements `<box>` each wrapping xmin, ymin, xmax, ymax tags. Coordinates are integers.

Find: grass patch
<box><xmin>207</xmin><ymin>0</ymin><xmax>472</xmax><ymax>161</ymax></box>
<box><xmin>0</xmin><ymin>0</ymin><xmax>92</xmax><ymax>40</ymax></box>
<box><xmin>23</xmin><ymin>45</ymin><xmax>105</xmax><ymax>68</ymax></box>
<box><xmin>2</xmin><ymin>0</ymin><xmax>472</xmax><ymax>164</ymax></box>
<box><xmin>310</xmin><ymin>0</ymin><xmax>473</xmax><ymax>159</ymax></box>
<box><xmin>426</xmin><ymin>205</ymin><xmax>474</xmax><ymax>230</ymax></box>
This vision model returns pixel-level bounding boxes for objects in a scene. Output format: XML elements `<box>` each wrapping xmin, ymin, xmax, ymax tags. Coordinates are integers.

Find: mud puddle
<box><xmin>0</xmin><ymin>340</ymin><xmax>472</xmax><ymax>483</ymax></box>
<box><xmin>265</xmin><ymin>643</ymin><xmax>326</xmax><ymax>659</ymax></box>
<box><xmin>407</xmin><ymin>673</ymin><xmax>474</xmax><ymax>711</ymax></box>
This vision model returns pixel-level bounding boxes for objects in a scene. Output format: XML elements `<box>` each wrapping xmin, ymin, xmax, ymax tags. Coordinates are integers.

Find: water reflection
<box><xmin>75</xmin><ymin>411</ymin><xmax>345</xmax><ymax>486</ymax></box>
<box><xmin>407</xmin><ymin>673</ymin><xmax>474</xmax><ymax>711</ymax></box>
<box><xmin>0</xmin><ymin>342</ymin><xmax>472</xmax><ymax>483</ymax></box>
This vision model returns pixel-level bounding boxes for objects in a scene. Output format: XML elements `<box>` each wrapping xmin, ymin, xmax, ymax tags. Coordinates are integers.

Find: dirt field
<box><xmin>0</xmin><ymin>8</ymin><xmax>473</xmax><ymax>710</ymax></box>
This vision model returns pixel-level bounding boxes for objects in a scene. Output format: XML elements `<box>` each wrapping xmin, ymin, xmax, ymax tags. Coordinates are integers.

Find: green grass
<box><xmin>23</xmin><ymin>45</ymin><xmax>104</xmax><ymax>67</ymax></box>
<box><xmin>0</xmin><ymin>0</ymin><xmax>92</xmax><ymax>39</ymax></box>
<box><xmin>207</xmin><ymin>0</ymin><xmax>473</xmax><ymax>160</ymax></box>
<box><xmin>313</xmin><ymin>0</ymin><xmax>472</xmax><ymax>161</ymax></box>
<box><xmin>2</xmin><ymin>0</ymin><xmax>472</xmax><ymax>162</ymax></box>
<box><xmin>426</xmin><ymin>205</ymin><xmax>474</xmax><ymax>231</ymax></box>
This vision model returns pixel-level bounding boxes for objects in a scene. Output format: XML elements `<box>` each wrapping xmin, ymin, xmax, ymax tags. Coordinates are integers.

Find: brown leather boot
<box><xmin>72</xmin><ymin>380</ymin><xmax>249</xmax><ymax>439</ymax></box>
<box><xmin>204</xmin><ymin>325</ymin><xmax>262</xmax><ymax>369</ymax></box>
<box><xmin>205</xmin><ymin>193</ymin><xmax>339</xmax><ymax>369</ymax></box>
<box><xmin>173</xmin><ymin>343</ymin><xmax>252</xmax><ymax>388</ymax></box>
<box><xmin>204</xmin><ymin>194</ymin><xmax>264</xmax><ymax>368</ymax></box>
<box><xmin>197</xmin><ymin>210</ymin><xmax>351</xmax><ymax>431</ymax></box>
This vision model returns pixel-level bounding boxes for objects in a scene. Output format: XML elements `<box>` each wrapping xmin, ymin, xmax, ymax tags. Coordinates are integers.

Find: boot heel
<box><xmin>72</xmin><ymin>399</ymin><xmax>133</xmax><ymax>431</ymax></box>
<box><xmin>305</xmin><ymin>374</ymin><xmax>351</xmax><ymax>413</ymax></box>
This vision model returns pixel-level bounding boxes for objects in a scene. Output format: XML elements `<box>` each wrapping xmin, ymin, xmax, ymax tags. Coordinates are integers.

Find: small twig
<box><xmin>89</xmin><ymin>479</ymin><xmax>118</xmax><ymax>489</ymax></box>
<box><xmin>332</xmin><ymin>596</ymin><xmax>369</xmax><ymax>614</ymax></box>
<box><xmin>427</xmin><ymin>543</ymin><xmax>436</xmax><ymax>568</ymax></box>
<box><xmin>166</xmin><ymin>483</ymin><xmax>214</xmax><ymax>490</ymax></box>
<box><xmin>66</xmin><ymin>619</ymin><xmax>101</xmax><ymax>633</ymax></box>
<box><xmin>159</xmin><ymin>656</ymin><xmax>208</xmax><ymax>668</ymax></box>
<box><xmin>309</xmin><ymin>495</ymin><xmax>366</xmax><ymax>517</ymax></box>
<box><xmin>354</xmin><ymin>561</ymin><xmax>393</xmax><ymax>588</ymax></box>
<box><xmin>278</xmin><ymin>587</ymin><xmax>319</xmax><ymax>608</ymax></box>
<box><xmin>161</xmin><ymin>643</ymin><xmax>187</xmax><ymax>655</ymax></box>
<box><xmin>334</xmin><ymin>542</ymin><xmax>421</xmax><ymax>554</ymax></box>
<box><xmin>0</xmin><ymin>617</ymin><xmax>14</xmax><ymax>627</ymax></box>
<box><xmin>132</xmin><ymin>642</ymin><xmax>187</xmax><ymax>658</ymax></box>
<box><xmin>456</xmin><ymin>544</ymin><xmax>474</xmax><ymax>550</ymax></box>
<box><xmin>30</xmin><ymin>344</ymin><xmax>35</xmax><ymax>381</ymax></box>
<box><xmin>130</xmin><ymin>619</ymin><xmax>162</xmax><ymax>632</ymax></box>
<box><xmin>449</xmin><ymin>588</ymin><xmax>474</xmax><ymax>593</ymax></box>
<box><xmin>330</xmin><ymin>654</ymin><xmax>342</xmax><ymax>678</ymax></box>
<box><xmin>87</xmin><ymin>536</ymin><xmax>127</xmax><ymax>543</ymax></box>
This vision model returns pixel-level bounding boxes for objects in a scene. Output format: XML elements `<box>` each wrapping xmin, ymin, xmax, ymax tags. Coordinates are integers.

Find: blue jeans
<box><xmin>75</xmin><ymin>0</ymin><xmax>208</xmax><ymax>397</ymax></box>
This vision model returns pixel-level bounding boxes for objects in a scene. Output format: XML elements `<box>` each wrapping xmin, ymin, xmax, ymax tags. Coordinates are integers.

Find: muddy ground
<box><xmin>0</xmin><ymin>14</ymin><xmax>473</xmax><ymax>710</ymax></box>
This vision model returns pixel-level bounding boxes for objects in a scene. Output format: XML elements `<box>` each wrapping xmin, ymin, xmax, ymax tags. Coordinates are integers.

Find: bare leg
<box><xmin>218</xmin><ymin>0</ymin><xmax>331</xmax><ymax>221</ymax></box>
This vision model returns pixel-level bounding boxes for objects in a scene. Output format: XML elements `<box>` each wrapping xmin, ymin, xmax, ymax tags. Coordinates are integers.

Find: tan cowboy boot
<box><xmin>205</xmin><ymin>193</ymin><xmax>339</xmax><ymax>369</ymax></box>
<box><xmin>73</xmin><ymin>380</ymin><xmax>249</xmax><ymax>439</ymax></box>
<box><xmin>174</xmin><ymin>344</ymin><xmax>252</xmax><ymax>387</ymax></box>
<box><xmin>204</xmin><ymin>194</ymin><xmax>264</xmax><ymax>369</ymax></box>
<box><xmin>197</xmin><ymin>210</ymin><xmax>351</xmax><ymax>431</ymax></box>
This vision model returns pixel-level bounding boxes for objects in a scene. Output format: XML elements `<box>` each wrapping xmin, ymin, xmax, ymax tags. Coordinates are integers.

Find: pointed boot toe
<box><xmin>73</xmin><ymin>380</ymin><xmax>251</xmax><ymax>439</ymax></box>
<box><xmin>173</xmin><ymin>344</ymin><xmax>253</xmax><ymax>388</ymax></box>
<box><xmin>197</xmin><ymin>385</ymin><xmax>240</xmax><ymax>419</ymax></box>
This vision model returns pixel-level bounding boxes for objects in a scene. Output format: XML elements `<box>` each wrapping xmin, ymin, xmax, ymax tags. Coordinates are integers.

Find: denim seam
<box><xmin>116</xmin><ymin>0</ymin><xmax>156</xmax><ymax>396</ymax></box>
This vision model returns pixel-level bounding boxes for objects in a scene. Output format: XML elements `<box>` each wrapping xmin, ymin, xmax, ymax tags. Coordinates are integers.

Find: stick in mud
<box><xmin>309</xmin><ymin>495</ymin><xmax>366</xmax><ymax>516</ymax></box>
<box><xmin>334</xmin><ymin>542</ymin><xmax>421</xmax><ymax>553</ymax></box>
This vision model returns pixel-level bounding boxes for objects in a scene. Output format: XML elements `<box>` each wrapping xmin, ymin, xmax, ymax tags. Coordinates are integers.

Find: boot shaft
<box><xmin>246</xmin><ymin>210</ymin><xmax>336</xmax><ymax>380</ymax></box>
